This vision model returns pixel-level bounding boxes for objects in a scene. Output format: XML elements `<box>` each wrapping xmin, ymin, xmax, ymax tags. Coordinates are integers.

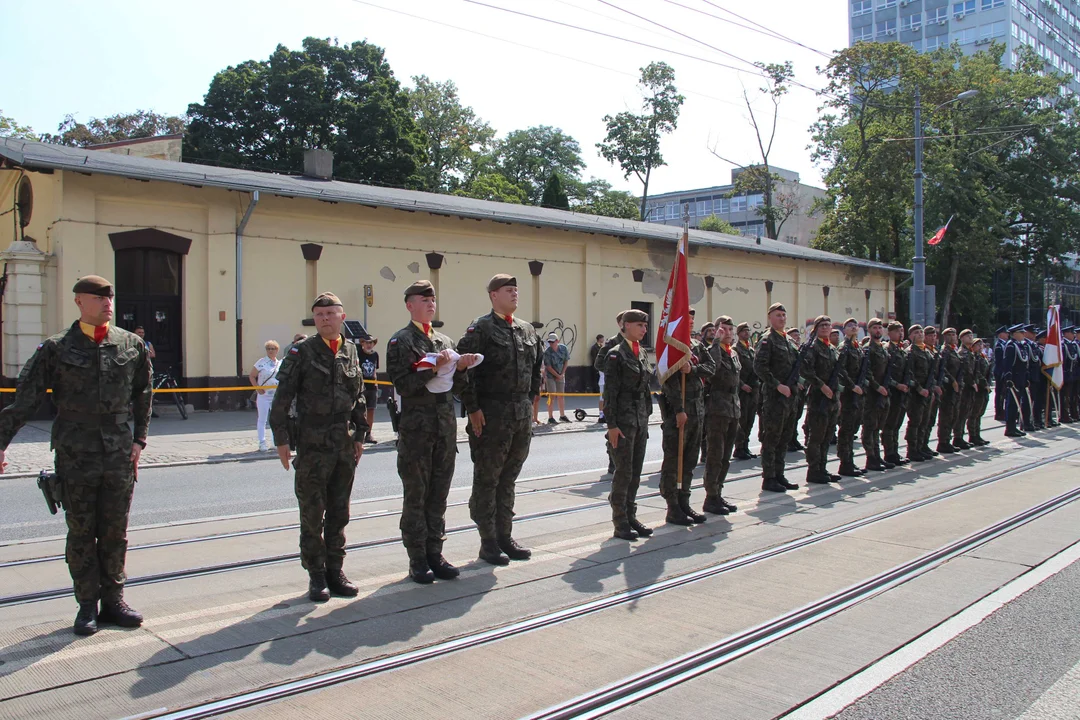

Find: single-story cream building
<box><xmin>0</xmin><ymin>137</ymin><xmax>906</xmax><ymax>406</ymax></box>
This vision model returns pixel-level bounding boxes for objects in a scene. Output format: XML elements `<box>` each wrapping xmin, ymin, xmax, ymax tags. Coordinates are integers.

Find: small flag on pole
<box><xmin>654</xmin><ymin>213</ymin><xmax>693</xmax><ymax>384</ymax></box>
<box><xmin>928</xmin><ymin>215</ymin><xmax>954</xmax><ymax>246</ymax></box>
<box><xmin>1043</xmin><ymin>305</ymin><xmax>1064</xmax><ymax>390</ymax></box>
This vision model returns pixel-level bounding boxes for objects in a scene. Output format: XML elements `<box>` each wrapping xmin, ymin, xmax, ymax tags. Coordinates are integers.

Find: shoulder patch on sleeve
<box><xmin>289</xmin><ymin>347</ymin><xmax>300</xmax><ymax>355</ymax></box>
<box><xmin>467</xmin><ymin>325</ymin><xmax>476</xmax><ymax>333</ymax></box>
<box><xmin>389</xmin><ymin>338</ymin><xmax>398</xmax><ymax>345</ymax></box>
<box><xmin>609</xmin><ymin>352</ymin><xmax>619</xmax><ymax>359</ymax></box>
<box><xmin>37</xmin><ymin>343</ymin><xmax>43</xmax><ymax>350</ymax></box>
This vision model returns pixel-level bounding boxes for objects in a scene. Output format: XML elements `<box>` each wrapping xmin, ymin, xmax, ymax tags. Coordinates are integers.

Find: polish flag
<box><xmin>654</xmin><ymin>222</ymin><xmax>693</xmax><ymax>384</ymax></box>
<box><xmin>1043</xmin><ymin>305</ymin><xmax>1064</xmax><ymax>390</ymax></box>
<box><xmin>928</xmin><ymin>215</ymin><xmax>953</xmax><ymax>246</ymax></box>
<box><xmin>412</xmin><ymin>353</ymin><xmax>438</xmax><ymax>371</ymax></box>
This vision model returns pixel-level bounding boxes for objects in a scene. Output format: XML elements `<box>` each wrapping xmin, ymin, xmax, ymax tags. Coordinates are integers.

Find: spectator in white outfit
<box><xmin>249</xmin><ymin>340</ymin><xmax>281</xmax><ymax>451</ymax></box>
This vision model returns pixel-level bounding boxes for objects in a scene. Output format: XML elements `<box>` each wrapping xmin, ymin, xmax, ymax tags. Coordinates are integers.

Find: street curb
<box><xmin>0</xmin><ymin>417</ymin><xmax>651</xmax><ymax>479</ymax></box>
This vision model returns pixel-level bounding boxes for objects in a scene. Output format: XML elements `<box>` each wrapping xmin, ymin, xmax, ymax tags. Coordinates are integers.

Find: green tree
<box><xmin>40</xmin><ymin>110</ymin><xmax>186</xmax><ymax>146</ymax></box>
<box><xmin>453</xmin><ymin>173</ymin><xmax>527</xmax><ymax>204</ymax></box>
<box><xmin>569</xmin><ymin>178</ymin><xmax>640</xmax><ymax>219</ymax></box>
<box><xmin>492</xmin><ymin>126</ymin><xmax>584</xmax><ymax>205</ymax></box>
<box><xmin>540</xmin><ymin>173</ymin><xmax>570</xmax><ymax>209</ymax></box>
<box><xmin>407</xmin><ymin>75</ymin><xmax>494</xmax><ymax>192</ymax></box>
<box><xmin>597</xmin><ymin>61</ymin><xmax>685</xmax><ymax>220</ymax></box>
<box><xmin>0</xmin><ymin>111</ymin><xmax>35</xmax><ymax>139</ymax></box>
<box><xmin>185</xmin><ymin>37</ymin><xmax>425</xmax><ymax>188</ymax></box>
<box><xmin>697</xmin><ymin>215</ymin><xmax>739</xmax><ymax>235</ymax></box>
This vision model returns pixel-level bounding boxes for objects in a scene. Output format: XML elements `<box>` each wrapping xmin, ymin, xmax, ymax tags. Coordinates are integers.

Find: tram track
<box><xmin>0</xmin><ymin>421</ymin><xmax>1012</xmax><ymax>573</ymax></box>
<box><xmin>117</xmin><ymin>445</ymin><xmax>1080</xmax><ymax>720</ymax></box>
<box><xmin>0</xmin><ymin>432</ymin><xmax>1022</xmax><ymax>607</ymax></box>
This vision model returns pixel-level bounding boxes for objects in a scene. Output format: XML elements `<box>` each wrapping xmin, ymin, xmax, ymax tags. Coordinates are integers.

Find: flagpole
<box><xmin>676</xmin><ymin>206</ymin><xmax>689</xmax><ymax>496</ymax></box>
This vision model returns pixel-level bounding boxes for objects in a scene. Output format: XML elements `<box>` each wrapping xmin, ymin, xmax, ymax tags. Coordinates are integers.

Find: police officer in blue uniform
<box><xmin>1063</xmin><ymin>325</ymin><xmax>1079</xmax><ymax>423</ymax></box>
<box><xmin>1002</xmin><ymin>324</ymin><xmax>1029</xmax><ymax>438</ymax></box>
<box><xmin>993</xmin><ymin>325</ymin><xmax>1008</xmax><ymax>421</ymax></box>
<box><xmin>1027</xmin><ymin>325</ymin><xmax>1046</xmax><ymax>430</ymax></box>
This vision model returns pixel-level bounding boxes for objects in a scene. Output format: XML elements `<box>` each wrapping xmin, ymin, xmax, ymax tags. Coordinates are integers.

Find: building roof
<box><xmin>0</xmin><ymin>138</ymin><xmax>907</xmax><ymax>274</ymax></box>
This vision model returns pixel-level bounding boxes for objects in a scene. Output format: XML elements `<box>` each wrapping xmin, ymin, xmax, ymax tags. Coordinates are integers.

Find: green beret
<box><xmin>404</xmin><ymin>280</ymin><xmax>435</xmax><ymax>299</ymax></box>
<box><xmin>622</xmin><ymin>309</ymin><xmax>648</xmax><ymax>324</ymax></box>
<box><xmin>868</xmin><ymin>317</ymin><xmax>883</xmax><ymax>328</ymax></box>
<box><xmin>768</xmin><ymin>302</ymin><xmax>786</xmax><ymax>315</ymax></box>
<box><xmin>715</xmin><ymin>315</ymin><xmax>734</xmax><ymax>328</ymax></box>
<box><xmin>736</xmin><ymin>322</ymin><xmax>750</xmax><ymax>332</ymax></box>
<box><xmin>843</xmin><ymin>317</ymin><xmax>858</xmax><ymax>327</ymax></box>
<box><xmin>959</xmin><ymin>328</ymin><xmax>973</xmax><ymax>338</ymax></box>
<box><xmin>924</xmin><ymin>325</ymin><xmax>938</xmax><ymax>334</ymax></box>
<box><xmin>311</xmin><ymin>292</ymin><xmax>343</xmax><ymax>310</ymax></box>
<box><xmin>812</xmin><ymin>315</ymin><xmax>832</xmax><ymax>330</ymax></box>
<box><xmin>487</xmin><ymin>274</ymin><xmax>517</xmax><ymax>293</ymax></box>
<box><xmin>908</xmin><ymin>324</ymin><xmax>923</xmax><ymax>333</ymax></box>
<box><xmin>942</xmin><ymin>327</ymin><xmax>958</xmax><ymax>336</ymax></box>
<box><xmin>72</xmin><ymin>275</ymin><xmax>114</xmax><ymax>297</ymax></box>
<box><xmin>888</xmin><ymin>321</ymin><xmax>904</xmax><ymax>331</ymax></box>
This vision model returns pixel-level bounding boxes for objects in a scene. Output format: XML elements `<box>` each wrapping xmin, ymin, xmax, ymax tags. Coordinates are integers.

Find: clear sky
<box><xmin>1</xmin><ymin>0</ymin><xmax>849</xmax><ymax>196</ymax></box>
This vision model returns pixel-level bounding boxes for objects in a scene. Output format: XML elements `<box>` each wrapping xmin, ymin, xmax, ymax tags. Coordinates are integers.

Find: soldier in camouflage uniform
<box><xmin>861</xmin><ymin>319</ymin><xmax>892</xmax><ymax>472</ymax></box>
<box><xmin>594</xmin><ymin>312</ymin><xmax>626</xmax><ymax>477</ymax></box>
<box><xmin>270</xmin><ymin>292</ymin><xmax>368</xmax><ymax>602</ymax></box>
<box><xmin>919</xmin><ymin>326</ymin><xmax>942</xmax><ymax>459</ymax></box>
<box><xmin>733</xmin><ymin>322</ymin><xmax>759</xmax><ymax>460</ymax></box>
<box><xmin>387</xmin><ymin>280</ymin><xmax>478</xmax><ymax>584</ymax></box>
<box><xmin>754</xmin><ymin>303</ymin><xmax>801</xmax><ymax>493</ymax></box>
<box><xmin>904</xmin><ymin>325</ymin><xmax>935</xmax><ymax>462</ymax></box>
<box><xmin>659</xmin><ymin>330</ymin><xmax>715</xmax><ymax>525</ymax></box>
<box><xmin>702</xmin><ymin>316</ymin><xmax>741</xmax><ymax>515</ymax></box>
<box><xmin>0</xmin><ymin>276</ymin><xmax>152</xmax><ymax>635</ymax></box>
<box><xmin>787</xmin><ymin>327</ymin><xmax>809</xmax><ymax>452</ymax></box>
<box><xmin>801</xmin><ymin>316</ymin><xmax>844</xmax><ymax>484</ymax></box>
<box><xmin>966</xmin><ymin>338</ymin><xmax>992</xmax><ymax>445</ymax></box>
<box><xmin>836</xmin><ymin>318</ymin><xmax>868</xmax><ymax>477</ymax></box>
<box><xmin>935</xmin><ymin>328</ymin><xmax>963</xmax><ymax>454</ymax></box>
<box><xmin>882</xmin><ymin>322</ymin><xmax>911</xmax><ymax>466</ymax></box>
<box><xmin>458</xmin><ymin>274</ymin><xmax>543</xmax><ymax>564</ymax></box>
<box><xmin>954</xmin><ymin>329</ymin><xmax>980</xmax><ymax>448</ymax></box>
<box><xmin>604</xmin><ymin>309</ymin><xmax>655</xmax><ymax>540</ymax></box>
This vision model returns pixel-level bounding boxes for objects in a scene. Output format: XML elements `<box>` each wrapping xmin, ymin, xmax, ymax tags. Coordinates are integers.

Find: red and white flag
<box><xmin>654</xmin><ymin>222</ymin><xmax>693</xmax><ymax>384</ymax></box>
<box><xmin>928</xmin><ymin>215</ymin><xmax>953</xmax><ymax>246</ymax></box>
<box><xmin>1043</xmin><ymin>305</ymin><xmax>1064</xmax><ymax>390</ymax></box>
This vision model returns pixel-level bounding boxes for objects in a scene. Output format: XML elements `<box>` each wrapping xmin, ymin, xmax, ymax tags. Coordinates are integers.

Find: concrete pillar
<box><xmin>1</xmin><ymin>239</ymin><xmax>53</xmax><ymax>377</ymax></box>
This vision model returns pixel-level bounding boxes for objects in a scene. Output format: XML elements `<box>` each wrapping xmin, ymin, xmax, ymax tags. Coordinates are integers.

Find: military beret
<box><xmin>736</xmin><ymin>322</ymin><xmax>750</xmax><ymax>332</ymax></box>
<box><xmin>1036</xmin><ymin>329</ymin><xmax>1047</xmax><ymax>340</ymax></box>
<box><xmin>972</xmin><ymin>337</ymin><xmax>984</xmax><ymax>346</ymax></box>
<box><xmin>486</xmin><ymin>274</ymin><xmax>517</xmax><ymax>293</ymax></box>
<box><xmin>72</xmin><ymin>275</ymin><xmax>114</xmax><ymax>297</ymax></box>
<box><xmin>908</xmin><ymin>324</ymin><xmax>923</xmax><ymax>333</ymax></box>
<box><xmin>942</xmin><ymin>327</ymin><xmax>958</xmax><ymax>336</ymax></box>
<box><xmin>843</xmin><ymin>317</ymin><xmax>858</xmax><ymax>327</ymax></box>
<box><xmin>689</xmin><ymin>308</ymin><xmax>697</xmax><ymax>315</ymax></box>
<box><xmin>715</xmin><ymin>315</ymin><xmax>734</xmax><ymax>327</ymax></box>
<box><xmin>622</xmin><ymin>309</ymin><xmax>648</xmax><ymax>324</ymax></box>
<box><xmin>1009</xmin><ymin>323</ymin><xmax>1026</xmax><ymax>333</ymax></box>
<box><xmin>868</xmin><ymin>317</ymin><xmax>883</xmax><ymax>328</ymax></box>
<box><xmin>812</xmin><ymin>315</ymin><xmax>832</xmax><ymax>330</ymax></box>
<box><xmin>786</xmin><ymin>327</ymin><xmax>800</xmax><ymax>336</ymax></box>
<box><xmin>925</xmin><ymin>325</ymin><xmax>938</xmax><ymax>334</ymax></box>
<box><xmin>959</xmin><ymin>328</ymin><xmax>973</xmax><ymax>338</ymax></box>
<box><xmin>996</xmin><ymin>325</ymin><xmax>1009</xmax><ymax>335</ymax></box>
<box><xmin>887</xmin><ymin>321</ymin><xmax>904</xmax><ymax>331</ymax></box>
<box><xmin>311</xmin><ymin>292</ymin><xmax>343</xmax><ymax>310</ymax></box>
<box><xmin>768</xmin><ymin>302</ymin><xmax>786</xmax><ymax>315</ymax></box>
<box><xmin>615</xmin><ymin>310</ymin><xmax>626</xmax><ymax>324</ymax></box>
<box><xmin>403</xmin><ymin>280</ymin><xmax>435</xmax><ymax>298</ymax></box>
<box><xmin>700</xmin><ymin>322</ymin><xmax>715</xmax><ymax>331</ymax></box>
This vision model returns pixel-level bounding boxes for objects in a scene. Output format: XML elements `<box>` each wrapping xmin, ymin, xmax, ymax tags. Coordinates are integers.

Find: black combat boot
<box><xmin>665</xmin><ymin>496</ymin><xmax>693</xmax><ymax>525</ymax></box>
<box><xmin>778</xmin><ymin>475</ymin><xmax>800</xmax><ymax>490</ymax></box>
<box><xmin>408</xmin><ymin>558</ymin><xmax>435</xmax><ymax>584</ymax></box>
<box><xmin>953</xmin><ymin>437</ymin><xmax>972</xmax><ymax>450</ymax></box>
<box><xmin>838</xmin><ymin>463</ymin><xmax>861</xmax><ymax>477</ymax></box>
<box><xmin>628</xmin><ymin>504</ymin><xmax>654</xmax><ymax>536</ymax></box>
<box><xmin>497</xmin><ymin>536</ymin><xmax>532</xmax><ymax>560</ymax></box>
<box><xmin>762</xmin><ymin>478</ymin><xmax>788</xmax><ymax>493</ymax></box>
<box><xmin>427</xmin><ymin>554</ymin><xmax>460</xmax><ymax>580</ymax></box>
<box><xmin>308</xmin><ymin>571</ymin><xmax>330</xmax><ymax>601</ymax></box>
<box><xmin>937</xmin><ymin>441</ymin><xmax>957</xmax><ymax>454</ymax></box>
<box><xmin>806</xmin><ymin>472</ymin><xmax>833</xmax><ymax>484</ymax></box>
<box><xmin>478</xmin><ymin>539</ymin><xmax>510</xmax><ymax>566</ymax></box>
<box><xmin>98</xmin><ymin>598</ymin><xmax>143</xmax><ymax>627</ymax></box>
<box><xmin>702</xmin><ymin>495</ymin><xmax>730</xmax><ymax>515</ymax></box>
<box><xmin>679</xmin><ymin>492</ymin><xmax>707</xmax><ymax>523</ymax></box>
<box><xmin>73</xmin><ymin>602</ymin><xmax>98</xmax><ymax>636</ymax></box>
<box><xmin>720</xmin><ymin>496</ymin><xmax>738</xmax><ymax>512</ymax></box>
<box><xmin>326</xmin><ymin>568</ymin><xmax>359</xmax><ymax>596</ymax></box>
<box><xmin>922</xmin><ymin>445</ymin><xmax>939</xmax><ymax>457</ymax></box>
<box><xmin>1005</xmin><ymin>423</ymin><xmax>1025</xmax><ymax>438</ymax></box>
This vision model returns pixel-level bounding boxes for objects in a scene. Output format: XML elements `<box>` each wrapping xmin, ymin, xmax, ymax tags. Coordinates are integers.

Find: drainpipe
<box><xmin>236</xmin><ymin>191</ymin><xmax>259</xmax><ymax>377</ymax></box>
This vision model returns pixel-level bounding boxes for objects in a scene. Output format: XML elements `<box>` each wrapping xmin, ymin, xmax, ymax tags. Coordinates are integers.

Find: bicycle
<box><xmin>152</xmin><ymin>366</ymin><xmax>188</xmax><ymax>420</ymax></box>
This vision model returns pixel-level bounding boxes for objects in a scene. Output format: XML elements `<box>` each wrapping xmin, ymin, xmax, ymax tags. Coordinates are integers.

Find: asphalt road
<box><xmin>832</xmin><ymin>555</ymin><xmax>1080</xmax><ymax>720</ymax></box>
<box><xmin>0</xmin><ymin>426</ymin><xmax>665</xmax><ymax>542</ymax></box>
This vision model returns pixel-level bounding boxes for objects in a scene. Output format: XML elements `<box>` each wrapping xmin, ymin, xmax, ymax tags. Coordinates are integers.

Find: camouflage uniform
<box><xmin>956</xmin><ymin>344</ymin><xmax>978</xmax><ymax>445</ymax></box>
<box><xmin>659</xmin><ymin>341</ymin><xmax>715</xmax><ymax>510</ymax></box>
<box><xmin>270</xmin><ymin>335</ymin><xmax>367</xmax><ymax>573</ymax></box>
<box><xmin>386</xmin><ymin>323</ymin><xmax>465</xmax><ymax>562</ymax></box>
<box><xmin>603</xmin><ymin>338</ymin><xmax>654</xmax><ymax>531</ymax></box>
<box><xmin>734</xmin><ymin>337</ymin><xmax>759</xmax><ymax>457</ymax></box>
<box><xmin>594</xmin><ymin>333</ymin><xmax>622</xmax><ymax>472</ymax></box>
<box><xmin>936</xmin><ymin>344</ymin><xmax>963</xmax><ymax>448</ymax></box>
<box><xmin>704</xmin><ymin>342</ymin><xmax>741</xmax><ymax>504</ymax></box>
<box><xmin>836</xmin><ymin>336</ymin><xmax>867</xmax><ymax>472</ymax></box>
<box><xmin>754</xmin><ymin>327</ymin><xmax>801</xmax><ymax>489</ymax></box>
<box><xmin>967</xmin><ymin>349</ymin><xmax>991</xmax><ymax>443</ymax></box>
<box><xmin>861</xmin><ymin>336</ymin><xmax>891</xmax><ymax>469</ymax></box>
<box><xmin>905</xmin><ymin>342</ymin><xmax>934</xmax><ymax>460</ymax></box>
<box><xmin>457</xmin><ymin>311</ymin><xmax>542</xmax><ymax>542</ymax></box>
<box><xmin>801</xmin><ymin>337</ymin><xmax>843</xmax><ymax>481</ymax></box>
<box><xmin>882</xmin><ymin>341</ymin><xmax>909</xmax><ymax>463</ymax></box>
<box><xmin>0</xmin><ymin>322</ymin><xmax>152</xmax><ymax>603</ymax></box>
<box><xmin>921</xmin><ymin>342</ymin><xmax>942</xmax><ymax>455</ymax></box>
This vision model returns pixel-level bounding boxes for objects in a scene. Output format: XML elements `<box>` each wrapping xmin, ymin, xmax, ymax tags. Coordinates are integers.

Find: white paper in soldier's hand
<box><xmin>426</xmin><ymin>352</ymin><xmax>483</xmax><ymax>393</ymax></box>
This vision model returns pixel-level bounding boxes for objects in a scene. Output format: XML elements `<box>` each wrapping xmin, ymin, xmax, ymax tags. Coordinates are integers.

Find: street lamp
<box><xmin>912</xmin><ymin>88</ymin><xmax>979</xmax><ymax>327</ymax></box>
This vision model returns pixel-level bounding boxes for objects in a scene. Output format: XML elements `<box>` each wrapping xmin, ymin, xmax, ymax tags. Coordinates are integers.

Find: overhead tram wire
<box><xmin>698</xmin><ymin>0</ymin><xmax>833</xmax><ymax>59</ymax></box>
<box><xmin>550</xmin><ymin>0</ymin><xmax>691</xmax><ymax>46</ymax></box>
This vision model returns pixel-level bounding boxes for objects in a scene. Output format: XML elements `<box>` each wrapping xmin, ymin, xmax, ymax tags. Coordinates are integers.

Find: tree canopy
<box><xmin>185</xmin><ymin>37</ymin><xmax>425</xmax><ymax>188</ymax></box>
<box><xmin>407</xmin><ymin>75</ymin><xmax>494</xmax><ymax>192</ymax></box>
<box><xmin>0</xmin><ymin>111</ymin><xmax>35</xmax><ymax>139</ymax></box>
<box><xmin>41</xmin><ymin>110</ymin><xmax>186</xmax><ymax>147</ymax></box>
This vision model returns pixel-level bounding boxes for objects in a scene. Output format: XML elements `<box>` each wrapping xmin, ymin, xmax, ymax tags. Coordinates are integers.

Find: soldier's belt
<box><xmin>56</xmin><ymin>410</ymin><xmax>130</xmax><ymax>426</ymax></box>
<box><xmin>299</xmin><ymin>411</ymin><xmax>352</xmax><ymax>427</ymax></box>
<box><xmin>478</xmin><ymin>392</ymin><xmax>529</xmax><ymax>402</ymax></box>
<box><xmin>401</xmin><ymin>392</ymin><xmax>452</xmax><ymax>409</ymax></box>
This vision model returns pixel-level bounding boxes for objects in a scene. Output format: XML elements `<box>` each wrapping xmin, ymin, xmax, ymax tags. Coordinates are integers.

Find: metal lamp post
<box><xmin>911</xmin><ymin>88</ymin><xmax>979</xmax><ymax>326</ymax></box>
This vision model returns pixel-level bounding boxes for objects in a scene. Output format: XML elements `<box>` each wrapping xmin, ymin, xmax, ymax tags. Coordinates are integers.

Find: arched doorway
<box><xmin>110</xmin><ymin>229</ymin><xmax>190</xmax><ymax>374</ymax></box>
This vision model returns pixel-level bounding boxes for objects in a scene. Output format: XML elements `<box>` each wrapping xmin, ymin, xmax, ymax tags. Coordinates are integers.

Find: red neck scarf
<box><xmin>632</xmin><ymin>341</ymin><xmax>641</xmax><ymax>356</ymax></box>
<box><xmin>423</xmin><ymin>323</ymin><xmax>432</xmax><ymax>336</ymax></box>
<box><xmin>93</xmin><ymin>325</ymin><xmax>109</xmax><ymax>344</ymax></box>
<box><xmin>821</xmin><ymin>337</ymin><xmax>831</xmax><ymax>347</ymax></box>
<box><xmin>721</xmin><ymin>341</ymin><xmax>733</xmax><ymax>356</ymax></box>
<box><xmin>329</xmin><ymin>338</ymin><xmax>340</xmax><ymax>355</ymax></box>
